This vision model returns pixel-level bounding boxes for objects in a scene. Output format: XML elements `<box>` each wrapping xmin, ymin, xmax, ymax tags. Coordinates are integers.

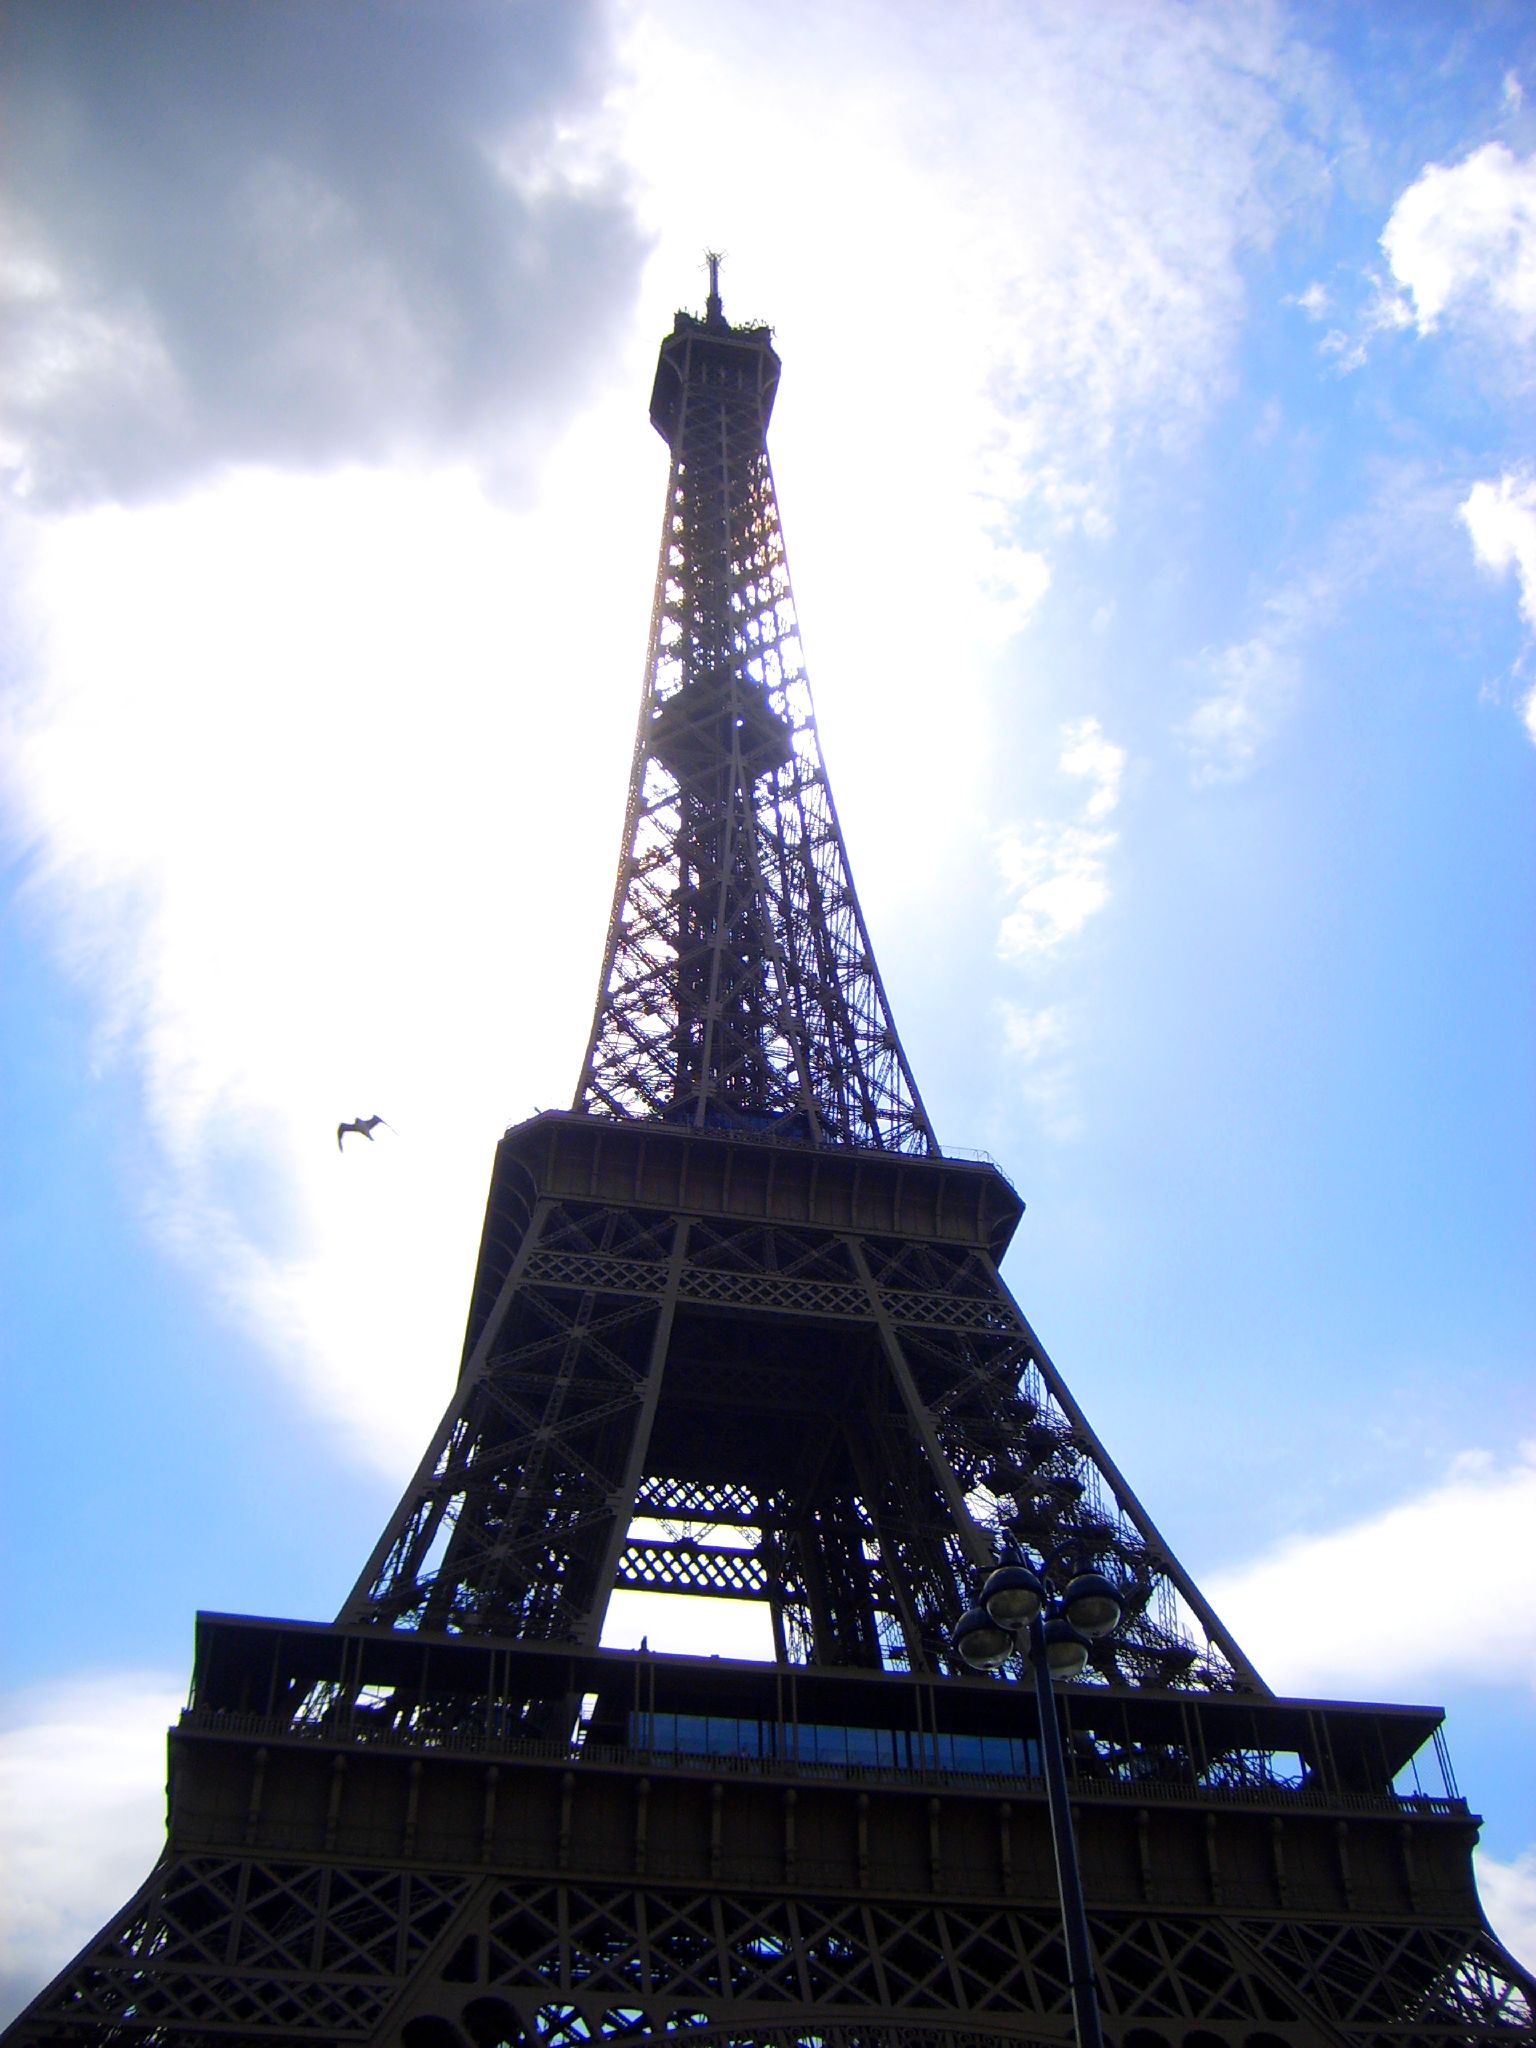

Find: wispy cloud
<box><xmin>995</xmin><ymin>719</ymin><xmax>1126</xmax><ymax>959</ymax></box>
<box><xmin>997</xmin><ymin>821</ymin><xmax>1117</xmax><ymax>958</ymax></box>
<box><xmin>1316</xmin><ymin>279</ymin><xmax>1413</xmax><ymax>375</ymax></box>
<box><xmin>1460</xmin><ymin>470</ymin><xmax>1536</xmax><ymax>742</ymax></box>
<box><xmin>1182</xmin><ymin>630</ymin><xmax>1303</xmax><ymax>785</ymax></box>
<box><xmin>998</xmin><ymin>1000</ymin><xmax>1083</xmax><ymax>1142</ymax></box>
<box><xmin>999</xmin><ymin>1001</ymin><xmax>1072</xmax><ymax>1064</ymax></box>
<box><xmin>993</xmin><ymin>719</ymin><xmax>1126</xmax><ymax>1139</ymax></box>
<box><xmin>1207</xmin><ymin>1441</ymin><xmax>1536</xmax><ymax>1698</ymax></box>
<box><xmin>616</xmin><ymin>0</ymin><xmax>1340</xmax><ymax>778</ymax></box>
<box><xmin>1176</xmin><ymin>468</ymin><xmax>1478</xmax><ymax>780</ymax></box>
<box><xmin>1180</xmin><ymin>563</ymin><xmax>1345</xmax><ymax>783</ymax></box>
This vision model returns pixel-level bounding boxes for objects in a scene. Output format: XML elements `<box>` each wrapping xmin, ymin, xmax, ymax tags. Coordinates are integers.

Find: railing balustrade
<box><xmin>175</xmin><ymin>1706</ymin><xmax>1464</xmax><ymax>1820</ymax></box>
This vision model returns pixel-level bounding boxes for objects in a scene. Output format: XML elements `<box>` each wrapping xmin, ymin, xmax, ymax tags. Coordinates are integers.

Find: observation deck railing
<box><xmin>176</xmin><ymin>1706</ymin><xmax>1465</xmax><ymax>1823</ymax></box>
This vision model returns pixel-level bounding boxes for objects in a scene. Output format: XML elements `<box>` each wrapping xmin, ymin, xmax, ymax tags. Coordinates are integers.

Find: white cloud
<box><xmin>1312</xmin><ymin>269</ymin><xmax>1415</xmax><ymax>375</ymax></box>
<box><xmin>1460</xmin><ymin>471</ymin><xmax>1536</xmax><ymax>743</ymax></box>
<box><xmin>1381</xmin><ymin>142</ymin><xmax>1536</xmax><ymax>343</ymax></box>
<box><xmin>992</xmin><ymin>720</ymin><xmax>1124</xmax><ymax>1137</ymax></box>
<box><xmin>1462</xmin><ymin>472</ymin><xmax>1536</xmax><ymax>627</ymax></box>
<box><xmin>1179</xmin><ymin>544</ymin><xmax>1364</xmax><ymax>783</ymax></box>
<box><xmin>998</xmin><ymin>1001</ymin><xmax>1083</xmax><ymax>1141</ymax></box>
<box><xmin>602</xmin><ymin>0</ymin><xmax>1335</xmax><ymax>873</ymax></box>
<box><xmin>1315</xmin><ymin>141</ymin><xmax>1536</xmax><ymax>375</ymax></box>
<box><xmin>1182</xmin><ymin>632</ymin><xmax>1301</xmax><ymax>784</ymax></box>
<box><xmin>620</xmin><ymin>0</ymin><xmax>1330</xmax><ymax>531</ymax></box>
<box><xmin>1207</xmin><ymin>1442</ymin><xmax>1536</xmax><ymax>1699</ymax></box>
<box><xmin>0</xmin><ymin>1675</ymin><xmax>181</xmax><ymax>2027</ymax></box>
<box><xmin>1294</xmin><ymin>280</ymin><xmax>1330</xmax><ymax>319</ymax></box>
<box><xmin>1182</xmin><ymin>467</ymin><xmax>1524</xmax><ymax>777</ymax></box>
<box><xmin>997</xmin><ymin>825</ymin><xmax>1116</xmax><ymax>960</ymax></box>
<box><xmin>0</xmin><ymin>0</ymin><xmax>1348</xmax><ymax>1474</ymax></box>
<box><xmin>1478</xmin><ymin>1846</ymin><xmax>1536</xmax><ymax>1973</ymax></box>
<box><xmin>1318</xmin><ymin>325</ymin><xmax>1366</xmax><ymax>373</ymax></box>
<box><xmin>995</xmin><ymin>719</ymin><xmax>1125</xmax><ymax>961</ymax></box>
<box><xmin>1466</xmin><ymin>471</ymin><xmax>1536</xmax><ymax>745</ymax></box>
<box><xmin>1058</xmin><ymin>716</ymin><xmax>1127</xmax><ymax>821</ymax></box>
<box><xmin>1000</xmin><ymin>1002</ymin><xmax>1072</xmax><ymax>1064</ymax></box>
<box><xmin>1</xmin><ymin>445</ymin><xmax>653</xmax><ymax>1470</ymax></box>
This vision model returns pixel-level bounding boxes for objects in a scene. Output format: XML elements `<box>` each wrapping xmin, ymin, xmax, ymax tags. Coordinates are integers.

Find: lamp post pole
<box><xmin>1025</xmin><ymin>1607</ymin><xmax>1105</xmax><ymax>2048</ymax></box>
<box><xmin>952</xmin><ymin>1545</ymin><xmax>1122</xmax><ymax>2048</ymax></box>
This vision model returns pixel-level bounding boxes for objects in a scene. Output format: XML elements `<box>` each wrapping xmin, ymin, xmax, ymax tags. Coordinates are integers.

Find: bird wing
<box><xmin>337</xmin><ymin>1123</ymin><xmax>347</xmax><ymax>1150</ymax></box>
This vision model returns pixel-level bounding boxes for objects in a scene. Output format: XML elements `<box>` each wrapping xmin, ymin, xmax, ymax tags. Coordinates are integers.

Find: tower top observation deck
<box><xmin>649</xmin><ymin>254</ymin><xmax>780</xmax><ymax>448</ymax></box>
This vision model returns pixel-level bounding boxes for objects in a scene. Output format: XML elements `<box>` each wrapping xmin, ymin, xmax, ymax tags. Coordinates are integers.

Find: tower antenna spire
<box><xmin>704</xmin><ymin>247</ymin><xmax>724</xmax><ymax>325</ymax></box>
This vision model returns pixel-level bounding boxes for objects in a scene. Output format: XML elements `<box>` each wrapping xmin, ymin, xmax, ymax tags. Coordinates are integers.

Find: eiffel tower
<box><xmin>8</xmin><ymin>265</ymin><xmax>1532</xmax><ymax>2048</ymax></box>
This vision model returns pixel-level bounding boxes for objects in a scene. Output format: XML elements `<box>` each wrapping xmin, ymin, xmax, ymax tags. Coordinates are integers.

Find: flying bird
<box><xmin>337</xmin><ymin>1115</ymin><xmax>393</xmax><ymax>1151</ymax></box>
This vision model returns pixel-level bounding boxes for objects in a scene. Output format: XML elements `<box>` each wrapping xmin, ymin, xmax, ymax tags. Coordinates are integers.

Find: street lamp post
<box><xmin>952</xmin><ymin>1545</ymin><xmax>1124</xmax><ymax>2048</ymax></box>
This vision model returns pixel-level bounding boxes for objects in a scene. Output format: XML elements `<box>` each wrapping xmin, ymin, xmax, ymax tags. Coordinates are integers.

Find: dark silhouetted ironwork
<box><xmin>7</xmin><ymin>272</ymin><xmax>1531</xmax><ymax>2048</ymax></box>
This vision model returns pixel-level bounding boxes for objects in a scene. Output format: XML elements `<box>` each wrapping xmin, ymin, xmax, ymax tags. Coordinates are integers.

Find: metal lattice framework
<box><xmin>575</xmin><ymin>271</ymin><xmax>933</xmax><ymax>1154</ymax></box>
<box><xmin>335</xmin><ymin>1126</ymin><xmax>1254</xmax><ymax>1694</ymax></box>
<box><xmin>7</xmin><ymin>276</ymin><xmax>1533</xmax><ymax>2048</ymax></box>
<box><xmin>15</xmin><ymin>1728</ymin><xmax>1534</xmax><ymax>2046</ymax></box>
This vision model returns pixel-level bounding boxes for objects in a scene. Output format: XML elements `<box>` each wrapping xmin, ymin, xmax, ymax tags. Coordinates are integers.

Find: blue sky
<box><xmin>2</xmin><ymin>0</ymin><xmax>1533</xmax><ymax>2018</ymax></box>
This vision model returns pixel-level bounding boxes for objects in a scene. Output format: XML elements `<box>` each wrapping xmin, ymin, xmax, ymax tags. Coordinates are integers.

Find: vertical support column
<box><xmin>1336</xmin><ymin>1820</ymin><xmax>1355</xmax><ymax>1910</ymax></box>
<box><xmin>402</xmin><ymin>1760</ymin><xmax>423</xmax><ymax>1859</ymax></box>
<box><xmin>559</xmin><ymin>1774</ymin><xmax>575</xmax><ymax>1872</ymax></box>
<box><xmin>323</xmin><ymin>1755</ymin><xmax>347</xmax><ymax>1852</ymax></box>
<box><xmin>242</xmin><ymin>1749</ymin><xmax>268</xmax><ymax>1848</ymax></box>
<box><xmin>480</xmin><ymin>1766</ymin><xmax>499</xmax><ymax>1864</ymax></box>
<box><xmin>846</xmin><ymin>1420</ymin><xmax>930</xmax><ymax>1666</ymax></box>
<box><xmin>634</xmin><ymin>1779</ymin><xmax>650</xmax><ymax>1877</ymax></box>
<box><xmin>575</xmin><ymin>1217</ymin><xmax>694</xmax><ymax>1651</ymax></box>
<box><xmin>1031</xmin><ymin>1618</ymin><xmax>1106</xmax><ymax>2048</ymax></box>
<box><xmin>1204</xmin><ymin>1813</ymin><xmax>1222</xmax><ymax>1906</ymax></box>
